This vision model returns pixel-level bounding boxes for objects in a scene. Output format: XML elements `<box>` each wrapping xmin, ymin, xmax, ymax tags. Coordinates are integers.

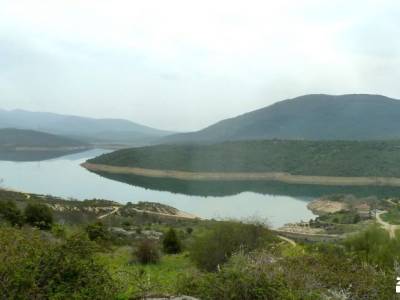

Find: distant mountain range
<box><xmin>0</xmin><ymin>128</ymin><xmax>88</xmax><ymax>149</ymax></box>
<box><xmin>163</xmin><ymin>94</ymin><xmax>400</xmax><ymax>143</ymax></box>
<box><xmin>0</xmin><ymin>109</ymin><xmax>173</xmax><ymax>146</ymax></box>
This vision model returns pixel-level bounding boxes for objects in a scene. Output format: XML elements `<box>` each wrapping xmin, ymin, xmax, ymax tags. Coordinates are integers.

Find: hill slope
<box><xmin>0</xmin><ymin>109</ymin><xmax>173</xmax><ymax>145</ymax></box>
<box><xmin>163</xmin><ymin>94</ymin><xmax>400</xmax><ymax>143</ymax></box>
<box><xmin>0</xmin><ymin>128</ymin><xmax>88</xmax><ymax>149</ymax></box>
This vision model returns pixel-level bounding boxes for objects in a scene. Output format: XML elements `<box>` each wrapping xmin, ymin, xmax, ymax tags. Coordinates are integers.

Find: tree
<box><xmin>24</xmin><ymin>202</ymin><xmax>53</xmax><ymax>230</ymax></box>
<box><xmin>162</xmin><ymin>228</ymin><xmax>182</xmax><ymax>254</ymax></box>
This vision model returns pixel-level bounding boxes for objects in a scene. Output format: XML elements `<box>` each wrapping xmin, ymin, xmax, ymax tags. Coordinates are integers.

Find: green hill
<box><xmin>0</xmin><ymin>128</ymin><xmax>89</xmax><ymax>149</ymax></box>
<box><xmin>163</xmin><ymin>94</ymin><xmax>400</xmax><ymax>143</ymax></box>
<box><xmin>88</xmin><ymin>139</ymin><xmax>400</xmax><ymax>177</ymax></box>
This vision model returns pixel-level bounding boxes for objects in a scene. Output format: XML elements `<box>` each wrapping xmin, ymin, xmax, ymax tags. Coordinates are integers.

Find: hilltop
<box><xmin>163</xmin><ymin>94</ymin><xmax>400</xmax><ymax>143</ymax></box>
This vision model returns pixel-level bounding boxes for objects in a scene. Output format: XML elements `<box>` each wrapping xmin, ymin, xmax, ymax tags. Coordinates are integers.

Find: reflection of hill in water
<box><xmin>91</xmin><ymin>171</ymin><xmax>400</xmax><ymax>198</ymax></box>
<box><xmin>0</xmin><ymin>149</ymin><xmax>90</xmax><ymax>162</ymax></box>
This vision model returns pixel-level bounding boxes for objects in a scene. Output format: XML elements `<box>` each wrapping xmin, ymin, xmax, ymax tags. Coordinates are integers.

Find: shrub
<box><xmin>0</xmin><ymin>200</ymin><xmax>24</xmax><ymax>226</ymax></box>
<box><xmin>189</xmin><ymin>221</ymin><xmax>273</xmax><ymax>271</ymax></box>
<box><xmin>178</xmin><ymin>249</ymin><xmax>395</xmax><ymax>300</ymax></box>
<box><xmin>86</xmin><ymin>221</ymin><xmax>110</xmax><ymax>242</ymax></box>
<box><xmin>134</xmin><ymin>239</ymin><xmax>161</xmax><ymax>264</ymax></box>
<box><xmin>0</xmin><ymin>227</ymin><xmax>118</xmax><ymax>299</ymax></box>
<box><xmin>162</xmin><ymin>228</ymin><xmax>182</xmax><ymax>254</ymax></box>
<box><xmin>24</xmin><ymin>202</ymin><xmax>53</xmax><ymax>230</ymax></box>
<box><xmin>343</xmin><ymin>224</ymin><xmax>400</xmax><ymax>268</ymax></box>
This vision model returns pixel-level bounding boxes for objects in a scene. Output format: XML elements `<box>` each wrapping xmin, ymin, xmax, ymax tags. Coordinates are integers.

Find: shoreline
<box><xmin>82</xmin><ymin>162</ymin><xmax>400</xmax><ymax>187</ymax></box>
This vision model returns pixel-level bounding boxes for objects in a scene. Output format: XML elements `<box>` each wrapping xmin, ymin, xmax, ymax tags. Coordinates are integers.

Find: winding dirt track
<box><xmin>376</xmin><ymin>211</ymin><xmax>400</xmax><ymax>239</ymax></box>
<box><xmin>82</xmin><ymin>163</ymin><xmax>400</xmax><ymax>187</ymax></box>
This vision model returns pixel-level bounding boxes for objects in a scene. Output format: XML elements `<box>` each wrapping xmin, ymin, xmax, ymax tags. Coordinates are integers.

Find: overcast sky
<box><xmin>1</xmin><ymin>0</ymin><xmax>399</xmax><ymax>131</ymax></box>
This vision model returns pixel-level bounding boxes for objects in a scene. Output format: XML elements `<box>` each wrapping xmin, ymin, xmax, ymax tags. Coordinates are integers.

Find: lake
<box><xmin>0</xmin><ymin>149</ymin><xmax>319</xmax><ymax>228</ymax></box>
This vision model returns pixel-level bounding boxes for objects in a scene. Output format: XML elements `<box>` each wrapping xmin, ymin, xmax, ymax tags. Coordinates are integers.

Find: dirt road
<box><xmin>376</xmin><ymin>211</ymin><xmax>399</xmax><ymax>239</ymax></box>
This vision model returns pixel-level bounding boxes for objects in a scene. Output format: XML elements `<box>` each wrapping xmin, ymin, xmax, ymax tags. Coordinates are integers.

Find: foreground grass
<box><xmin>96</xmin><ymin>246</ymin><xmax>195</xmax><ymax>299</ymax></box>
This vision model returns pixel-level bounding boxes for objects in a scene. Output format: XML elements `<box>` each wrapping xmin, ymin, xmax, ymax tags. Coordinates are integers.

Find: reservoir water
<box><xmin>0</xmin><ymin>149</ymin><xmax>316</xmax><ymax>228</ymax></box>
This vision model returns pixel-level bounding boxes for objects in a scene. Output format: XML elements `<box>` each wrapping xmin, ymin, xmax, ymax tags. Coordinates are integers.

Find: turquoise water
<box><xmin>0</xmin><ymin>149</ymin><xmax>316</xmax><ymax>228</ymax></box>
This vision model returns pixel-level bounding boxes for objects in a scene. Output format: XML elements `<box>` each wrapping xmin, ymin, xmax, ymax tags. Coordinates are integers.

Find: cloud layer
<box><xmin>1</xmin><ymin>0</ymin><xmax>399</xmax><ymax>131</ymax></box>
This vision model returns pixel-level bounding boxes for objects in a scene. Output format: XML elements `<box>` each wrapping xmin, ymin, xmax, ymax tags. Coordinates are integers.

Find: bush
<box><xmin>189</xmin><ymin>221</ymin><xmax>273</xmax><ymax>271</ymax></box>
<box><xmin>24</xmin><ymin>202</ymin><xmax>53</xmax><ymax>230</ymax></box>
<box><xmin>343</xmin><ymin>224</ymin><xmax>400</xmax><ymax>268</ymax></box>
<box><xmin>86</xmin><ymin>221</ymin><xmax>110</xmax><ymax>242</ymax></box>
<box><xmin>134</xmin><ymin>239</ymin><xmax>161</xmax><ymax>264</ymax></box>
<box><xmin>0</xmin><ymin>227</ymin><xmax>118</xmax><ymax>299</ymax></box>
<box><xmin>0</xmin><ymin>200</ymin><xmax>24</xmax><ymax>226</ymax></box>
<box><xmin>178</xmin><ymin>249</ymin><xmax>395</xmax><ymax>300</ymax></box>
<box><xmin>162</xmin><ymin>228</ymin><xmax>182</xmax><ymax>254</ymax></box>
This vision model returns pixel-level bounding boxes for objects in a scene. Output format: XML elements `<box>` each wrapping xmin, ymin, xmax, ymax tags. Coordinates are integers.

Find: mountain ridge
<box><xmin>0</xmin><ymin>109</ymin><xmax>174</xmax><ymax>145</ymax></box>
<box><xmin>162</xmin><ymin>94</ymin><xmax>400</xmax><ymax>143</ymax></box>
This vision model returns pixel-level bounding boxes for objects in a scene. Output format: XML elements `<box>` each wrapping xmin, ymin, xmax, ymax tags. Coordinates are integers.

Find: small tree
<box><xmin>162</xmin><ymin>228</ymin><xmax>182</xmax><ymax>254</ymax></box>
<box><xmin>134</xmin><ymin>239</ymin><xmax>160</xmax><ymax>264</ymax></box>
<box><xmin>24</xmin><ymin>203</ymin><xmax>53</xmax><ymax>230</ymax></box>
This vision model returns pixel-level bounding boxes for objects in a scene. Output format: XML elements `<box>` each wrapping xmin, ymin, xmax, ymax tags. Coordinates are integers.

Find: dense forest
<box><xmin>89</xmin><ymin>139</ymin><xmax>400</xmax><ymax>177</ymax></box>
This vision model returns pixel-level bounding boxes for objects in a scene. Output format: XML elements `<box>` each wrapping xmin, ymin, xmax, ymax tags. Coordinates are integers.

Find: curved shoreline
<box><xmin>82</xmin><ymin>162</ymin><xmax>400</xmax><ymax>187</ymax></box>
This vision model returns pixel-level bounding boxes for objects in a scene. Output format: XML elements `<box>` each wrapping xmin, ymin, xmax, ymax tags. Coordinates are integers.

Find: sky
<box><xmin>1</xmin><ymin>0</ymin><xmax>399</xmax><ymax>132</ymax></box>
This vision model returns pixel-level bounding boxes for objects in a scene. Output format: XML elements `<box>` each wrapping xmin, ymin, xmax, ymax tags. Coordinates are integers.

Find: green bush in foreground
<box><xmin>24</xmin><ymin>202</ymin><xmax>53</xmax><ymax>230</ymax></box>
<box><xmin>178</xmin><ymin>248</ymin><xmax>394</xmax><ymax>300</ymax></box>
<box><xmin>189</xmin><ymin>221</ymin><xmax>274</xmax><ymax>271</ymax></box>
<box><xmin>0</xmin><ymin>227</ymin><xmax>117</xmax><ymax>299</ymax></box>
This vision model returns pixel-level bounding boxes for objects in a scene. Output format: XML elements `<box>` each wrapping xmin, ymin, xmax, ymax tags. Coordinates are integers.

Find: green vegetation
<box><xmin>24</xmin><ymin>202</ymin><xmax>54</xmax><ymax>230</ymax></box>
<box><xmin>0</xmin><ymin>200</ymin><xmax>24</xmax><ymax>226</ymax></box>
<box><xmin>89</xmin><ymin>139</ymin><xmax>400</xmax><ymax>177</ymax></box>
<box><xmin>317</xmin><ymin>210</ymin><xmax>361</xmax><ymax>224</ymax></box>
<box><xmin>162</xmin><ymin>228</ymin><xmax>182</xmax><ymax>254</ymax></box>
<box><xmin>133</xmin><ymin>239</ymin><xmax>161</xmax><ymax>264</ymax></box>
<box><xmin>189</xmin><ymin>221</ymin><xmax>275</xmax><ymax>271</ymax></box>
<box><xmin>1</xmin><ymin>189</ymin><xmax>400</xmax><ymax>299</ymax></box>
<box><xmin>381</xmin><ymin>206</ymin><xmax>400</xmax><ymax>224</ymax></box>
<box><xmin>0</xmin><ymin>227</ymin><xmax>117</xmax><ymax>299</ymax></box>
<box><xmin>86</xmin><ymin>221</ymin><xmax>111</xmax><ymax>242</ymax></box>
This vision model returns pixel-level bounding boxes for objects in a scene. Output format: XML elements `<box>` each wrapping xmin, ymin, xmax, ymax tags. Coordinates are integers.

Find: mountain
<box><xmin>0</xmin><ymin>128</ymin><xmax>88</xmax><ymax>149</ymax></box>
<box><xmin>0</xmin><ymin>109</ymin><xmax>173</xmax><ymax>146</ymax></box>
<box><xmin>162</xmin><ymin>94</ymin><xmax>400</xmax><ymax>143</ymax></box>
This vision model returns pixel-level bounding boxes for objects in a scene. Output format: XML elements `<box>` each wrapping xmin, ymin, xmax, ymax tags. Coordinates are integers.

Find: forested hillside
<box><xmin>89</xmin><ymin>140</ymin><xmax>400</xmax><ymax>177</ymax></box>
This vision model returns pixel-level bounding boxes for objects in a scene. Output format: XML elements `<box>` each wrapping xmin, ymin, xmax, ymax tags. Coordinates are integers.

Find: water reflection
<box><xmin>0</xmin><ymin>149</ymin><xmax>92</xmax><ymax>162</ymax></box>
<box><xmin>90</xmin><ymin>171</ymin><xmax>400</xmax><ymax>198</ymax></box>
